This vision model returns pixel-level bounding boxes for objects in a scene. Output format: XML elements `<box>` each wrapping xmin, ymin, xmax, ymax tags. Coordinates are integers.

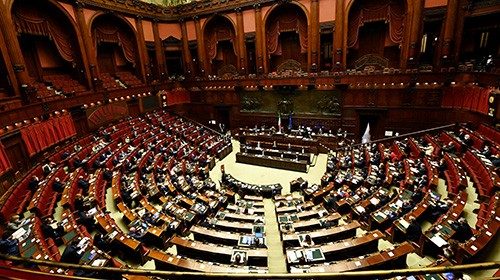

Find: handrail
<box><xmin>340</xmin><ymin>123</ymin><xmax>458</xmax><ymax>151</ymax></box>
<box><xmin>0</xmin><ymin>254</ymin><xmax>499</xmax><ymax>279</ymax></box>
<box><xmin>170</xmin><ymin>111</ymin><xmax>226</xmax><ymax>137</ymax></box>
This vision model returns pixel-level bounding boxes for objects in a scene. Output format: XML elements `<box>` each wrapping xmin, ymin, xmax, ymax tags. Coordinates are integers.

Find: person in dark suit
<box><xmin>61</xmin><ymin>240</ymin><xmax>83</xmax><ymax>264</ymax></box>
<box><xmin>77</xmin><ymin>175</ymin><xmax>90</xmax><ymax>195</ymax></box>
<box><xmin>52</xmin><ymin>177</ymin><xmax>65</xmax><ymax>193</ymax></box>
<box><xmin>128</xmin><ymin>227</ymin><xmax>146</xmax><ymax>242</ymax></box>
<box><xmin>42</xmin><ymin>160</ymin><xmax>55</xmax><ymax>176</ymax></box>
<box><xmin>73</xmin><ymin>157</ymin><xmax>83</xmax><ymax>169</ymax></box>
<box><xmin>492</xmin><ymin>154</ymin><xmax>500</xmax><ymax>168</ymax></box>
<box><xmin>438</xmin><ymin>158</ymin><xmax>447</xmax><ymax>176</ymax></box>
<box><xmin>452</xmin><ymin>218</ymin><xmax>474</xmax><ymax>242</ymax></box>
<box><xmin>93</xmin><ymin>233</ymin><xmax>110</xmax><ymax>252</ymax></box>
<box><xmin>41</xmin><ymin>218</ymin><xmax>65</xmax><ymax>244</ymax></box>
<box><xmin>0</xmin><ymin>232</ymin><xmax>20</xmax><ymax>256</ymax></box>
<box><xmin>103</xmin><ymin>168</ymin><xmax>113</xmax><ymax>181</ymax></box>
<box><xmin>28</xmin><ymin>176</ymin><xmax>40</xmax><ymax>191</ymax></box>
<box><xmin>406</xmin><ymin>216</ymin><xmax>422</xmax><ymax>242</ymax></box>
<box><xmin>61</xmin><ymin>151</ymin><xmax>70</xmax><ymax>160</ymax></box>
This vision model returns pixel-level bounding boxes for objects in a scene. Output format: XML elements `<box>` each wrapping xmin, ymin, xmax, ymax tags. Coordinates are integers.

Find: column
<box><xmin>235</xmin><ymin>8</ymin><xmax>247</xmax><ymax>74</ymax></box>
<box><xmin>333</xmin><ymin>0</ymin><xmax>345</xmax><ymax>70</ymax></box>
<box><xmin>180</xmin><ymin>19</ymin><xmax>194</xmax><ymax>75</ymax></box>
<box><xmin>309</xmin><ymin>0</ymin><xmax>320</xmax><ymax>72</ymax></box>
<box><xmin>0</xmin><ymin>20</ymin><xmax>20</xmax><ymax>97</ymax></box>
<box><xmin>254</xmin><ymin>4</ymin><xmax>265</xmax><ymax>74</ymax></box>
<box><xmin>135</xmin><ymin>16</ymin><xmax>149</xmax><ymax>83</ymax></box>
<box><xmin>439</xmin><ymin>0</ymin><xmax>459</xmax><ymax>66</ymax></box>
<box><xmin>452</xmin><ymin>0</ymin><xmax>469</xmax><ymax>65</ymax></box>
<box><xmin>407</xmin><ymin>0</ymin><xmax>424</xmax><ymax>66</ymax></box>
<box><xmin>74</xmin><ymin>2</ymin><xmax>97</xmax><ymax>89</ymax></box>
<box><xmin>153</xmin><ymin>20</ymin><xmax>167</xmax><ymax>79</ymax></box>
<box><xmin>194</xmin><ymin>16</ymin><xmax>209</xmax><ymax>76</ymax></box>
<box><xmin>0</xmin><ymin>1</ymin><xmax>31</xmax><ymax>94</ymax></box>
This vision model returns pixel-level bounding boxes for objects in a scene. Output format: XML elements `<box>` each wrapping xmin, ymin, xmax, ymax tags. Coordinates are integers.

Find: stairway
<box><xmin>263</xmin><ymin>199</ymin><xmax>288</xmax><ymax>273</ymax></box>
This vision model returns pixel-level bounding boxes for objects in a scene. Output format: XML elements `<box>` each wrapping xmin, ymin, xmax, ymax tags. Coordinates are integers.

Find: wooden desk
<box><xmin>222</xmin><ymin>173</ymin><xmax>282</xmax><ymax>198</ymax></box>
<box><xmin>287</xmin><ymin>230</ymin><xmax>383</xmax><ymax>264</ymax></box>
<box><xmin>421</xmin><ymin>191</ymin><xmax>467</xmax><ymax>256</ymax></box>
<box><xmin>391</xmin><ymin>192</ymin><xmax>434</xmax><ymax>243</ymax></box>
<box><xmin>149</xmin><ymin>249</ymin><xmax>268</xmax><ymax>273</ymax></box>
<box><xmin>190</xmin><ymin>225</ymin><xmax>241</xmax><ymax>246</ymax></box>
<box><xmin>291</xmin><ymin>242</ymin><xmax>414</xmax><ymax>273</ymax></box>
<box><xmin>236</xmin><ymin>152</ymin><xmax>308</xmax><ymax>173</ymax></box>
<box><xmin>227</xmin><ymin>204</ymin><xmax>265</xmax><ymax>214</ymax></box>
<box><xmin>242</xmin><ymin>146</ymin><xmax>312</xmax><ymax>163</ymax></box>
<box><xmin>276</xmin><ymin>201</ymin><xmax>315</xmax><ymax>214</ymax></box>
<box><xmin>210</xmin><ymin>219</ymin><xmax>255</xmax><ymax>233</ymax></box>
<box><xmin>289</xmin><ymin>213</ymin><xmax>342</xmax><ymax>232</ymax></box>
<box><xmin>216</xmin><ymin>210</ymin><xmax>264</xmax><ymax>223</ymax></box>
<box><xmin>170</xmin><ymin>235</ymin><xmax>267</xmax><ymax>266</ymax></box>
<box><xmin>283</xmin><ymin>221</ymin><xmax>360</xmax><ymax>247</ymax></box>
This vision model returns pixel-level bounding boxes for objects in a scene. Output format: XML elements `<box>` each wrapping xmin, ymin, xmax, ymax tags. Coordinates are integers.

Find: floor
<box><xmin>51</xmin><ymin>139</ymin><xmax>498</xmax><ymax>277</ymax></box>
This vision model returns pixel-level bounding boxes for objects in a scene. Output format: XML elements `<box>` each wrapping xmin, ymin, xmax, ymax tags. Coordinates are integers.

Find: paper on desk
<box><xmin>399</xmin><ymin>219</ymin><xmax>410</xmax><ymax>229</ymax></box>
<box><xmin>430</xmin><ymin>235</ymin><xmax>448</xmax><ymax>247</ymax></box>
<box><xmin>11</xmin><ymin>227</ymin><xmax>27</xmax><ymax>240</ymax></box>
<box><xmin>91</xmin><ymin>259</ymin><xmax>107</xmax><ymax>266</ymax></box>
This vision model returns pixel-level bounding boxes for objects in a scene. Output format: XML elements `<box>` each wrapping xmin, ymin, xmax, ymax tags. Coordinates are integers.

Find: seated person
<box><xmin>303</xmin><ymin>234</ymin><xmax>314</xmax><ymax>247</ymax></box>
<box><xmin>406</xmin><ymin>216</ymin><xmax>422</xmax><ymax>242</ymax></box>
<box><xmin>41</xmin><ymin>217</ymin><xmax>65</xmax><ymax>242</ymax></box>
<box><xmin>282</xmin><ymin>223</ymin><xmax>295</xmax><ymax>233</ymax></box>
<box><xmin>429</xmin><ymin>199</ymin><xmax>451</xmax><ymax>221</ymax></box>
<box><xmin>5</xmin><ymin>215</ymin><xmax>25</xmax><ymax>236</ymax></box>
<box><xmin>77</xmin><ymin>208</ymin><xmax>95</xmax><ymax>230</ymax></box>
<box><xmin>52</xmin><ymin>177</ymin><xmax>65</xmax><ymax>193</ymax></box>
<box><xmin>74</xmin><ymin>194</ymin><xmax>85</xmax><ymax>211</ymax></box>
<box><xmin>232</xmin><ymin>251</ymin><xmax>246</xmax><ymax>265</ymax></box>
<box><xmin>482</xmin><ymin>145</ymin><xmax>492</xmax><ymax>158</ymax></box>
<box><xmin>451</xmin><ymin>218</ymin><xmax>474</xmax><ymax>242</ymax></box>
<box><xmin>128</xmin><ymin>227</ymin><xmax>146</xmax><ymax>242</ymax></box>
<box><xmin>93</xmin><ymin>233</ymin><xmax>110</xmax><ymax>252</ymax></box>
<box><xmin>440</xmin><ymin>240</ymin><xmax>458</xmax><ymax>262</ymax></box>
<box><xmin>0</xmin><ymin>232</ymin><xmax>20</xmax><ymax>257</ymax></box>
<box><xmin>61</xmin><ymin>240</ymin><xmax>83</xmax><ymax>264</ymax></box>
<box><xmin>77</xmin><ymin>176</ymin><xmax>90</xmax><ymax>192</ymax></box>
<box><xmin>28</xmin><ymin>176</ymin><xmax>40</xmax><ymax>192</ymax></box>
<box><xmin>401</xmin><ymin>200</ymin><xmax>413</xmax><ymax>214</ymax></box>
<box><xmin>492</xmin><ymin>153</ymin><xmax>500</xmax><ymax>168</ymax></box>
<box><xmin>442</xmin><ymin>142</ymin><xmax>456</xmax><ymax>154</ymax></box>
<box><xmin>61</xmin><ymin>151</ymin><xmax>70</xmax><ymax>160</ymax></box>
<box><xmin>42</xmin><ymin>160</ymin><xmax>56</xmax><ymax>176</ymax></box>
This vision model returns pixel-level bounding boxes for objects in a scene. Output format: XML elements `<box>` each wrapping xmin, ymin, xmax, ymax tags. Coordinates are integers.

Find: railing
<box><xmin>339</xmin><ymin>123</ymin><xmax>458</xmax><ymax>151</ymax></box>
<box><xmin>0</xmin><ymin>254</ymin><xmax>499</xmax><ymax>279</ymax></box>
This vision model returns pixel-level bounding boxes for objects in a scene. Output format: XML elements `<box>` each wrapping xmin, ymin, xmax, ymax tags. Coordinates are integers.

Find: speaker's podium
<box><xmin>290</xmin><ymin>177</ymin><xmax>308</xmax><ymax>193</ymax></box>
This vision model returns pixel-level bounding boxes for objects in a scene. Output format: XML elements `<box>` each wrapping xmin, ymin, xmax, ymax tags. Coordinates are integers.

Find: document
<box><xmin>430</xmin><ymin>235</ymin><xmax>448</xmax><ymax>247</ymax></box>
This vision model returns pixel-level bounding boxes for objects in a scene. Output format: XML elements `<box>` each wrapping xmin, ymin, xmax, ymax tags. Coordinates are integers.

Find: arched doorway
<box><xmin>346</xmin><ymin>0</ymin><xmax>406</xmax><ymax>70</ymax></box>
<box><xmin>91</xmin><ymin>14</ymin><xmax>142</xmax><ymax>90</ymax></box>
<box><xmin>265</xmin><ymin>3</ymin><xmax>308</xmax><ymax>73</ymax></box>
<box><xmin>203</xmin><ymin>16</ymin><xmax>238</xmax><ymax>77</ymax></box>
<box><xmin>12</xmin><ymin>0</ymin><xmax>86</xmax><ymax>101</ymax></box>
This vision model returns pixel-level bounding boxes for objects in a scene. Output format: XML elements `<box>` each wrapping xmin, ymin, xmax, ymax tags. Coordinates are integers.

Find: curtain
<box><xmin>348</xmin><ymin>2</ymin><xmax>405</xmax><ymax>48</ymax></box>
<box><xmin>14</xmin><ymin>7</ymin><xmax>75</xmax><ymax>62</ymax></box>
<box><xmin>21</xmin><ymin>114</ymin><xmax>77</xmax><ymax>156</ymax></box>
<box><xmin>442</xmin><ymin>86</ymin><xmax>492</xmax><ymax>115</ymax></box>
<box><xmin>266</xmin><ymin>13</ymin><xmax>308</xmax><ymax>56</ymax></box>
<box><xmin>206</xmin><ymin>33</ymin><xmax>219</xmax><ymax>61</ymax></box>
<box><xmin>94</xmin><ymin>24</ymin><xmax>137</xmax><ymax>64</ymax></box>
<box><xmin>0</xmin><ymin>143</ymin><xmax>11</xmax><ymax>175</ymax></box>
<box><xmin>205</xmin><ymin>26</ymin><xmax>236</xmax><ymax>61</ymax></box>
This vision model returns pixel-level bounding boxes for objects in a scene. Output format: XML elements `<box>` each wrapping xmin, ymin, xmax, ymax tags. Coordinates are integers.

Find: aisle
<box><xmin>263</xmin><ymin>199</ymin><xmax>288</xmax><ymax>273</ymax></box>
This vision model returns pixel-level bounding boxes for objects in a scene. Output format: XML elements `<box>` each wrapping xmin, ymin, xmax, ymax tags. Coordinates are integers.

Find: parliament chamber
<box><xmin>0</xmin><ymin>0</ymin><xmax>498</xmax><ymax>279</ymax></box>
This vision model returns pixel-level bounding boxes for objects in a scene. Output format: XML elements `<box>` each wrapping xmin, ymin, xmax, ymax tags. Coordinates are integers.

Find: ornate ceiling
<box><xmin>141</xmin><ymin>0</ymin><xmax>197</xmax><ymax>7</ymax></box>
